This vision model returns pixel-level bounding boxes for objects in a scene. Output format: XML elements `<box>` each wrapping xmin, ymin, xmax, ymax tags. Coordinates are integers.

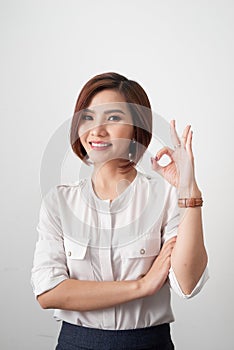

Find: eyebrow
<box><xmin>83</xmin><ymin>108</ymin><xmax>126</xmax><ymax>115</ymax></box>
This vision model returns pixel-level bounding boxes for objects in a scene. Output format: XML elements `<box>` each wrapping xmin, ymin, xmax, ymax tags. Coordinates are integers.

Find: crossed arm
<box><xmin>37</xmin><ymin>199</ymin><xmax>207</xmax><ymax>311</ymax></box>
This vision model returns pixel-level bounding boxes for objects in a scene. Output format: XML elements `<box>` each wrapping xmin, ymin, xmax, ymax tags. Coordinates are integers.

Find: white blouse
<box><xmin>31</xmin><ymin>171</ymin><xmax>209</xmax><ymax>330</ymax></box>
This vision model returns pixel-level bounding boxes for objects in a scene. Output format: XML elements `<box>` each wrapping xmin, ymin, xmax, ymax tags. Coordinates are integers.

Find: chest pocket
<box><xmin>63</xmin><ymin>237</ymin><xmax>94</xmax><ymax>280</ymax></box>
<box><xmin>118</xmin><ymin>237</ymin><xmax>161</xmax><ymax>280</ymax></box>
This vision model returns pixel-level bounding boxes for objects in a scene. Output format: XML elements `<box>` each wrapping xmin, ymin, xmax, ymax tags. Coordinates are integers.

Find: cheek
<box><xmin>111</xmin><ymin>125</ymin><xmax>134</xmax><ymax>139</ymax></box>
<box><xmin>77</xmin><ymin>125</ymin><xmax>85</xmax><ymax>139</ymax></box>
<box><xmin>77</xmin><ymin>126</ymin><xmax>88</xmax><ymax>144</ymax></box>
<box><xmin>78</xmin><ymin>120</ymin><xmax>93</xmax><ymax>136</ymax></box>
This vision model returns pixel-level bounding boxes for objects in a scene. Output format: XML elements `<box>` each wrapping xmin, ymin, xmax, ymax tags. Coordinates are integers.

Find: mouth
<box><xmin>89</xmin><ymin>141</ymin><xmax>112</xmax><ymax>150</ymax></box>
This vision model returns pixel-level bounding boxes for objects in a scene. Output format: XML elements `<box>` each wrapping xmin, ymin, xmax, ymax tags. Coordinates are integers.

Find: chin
<box><xmin>89</xmin><ymin>153</ymin><xmax>129</xmax><ymax>165</ymax></box>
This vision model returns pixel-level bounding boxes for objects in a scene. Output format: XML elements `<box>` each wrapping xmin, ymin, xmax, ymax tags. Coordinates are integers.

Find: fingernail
<box><xmin>151</xmin><ymin>156</ymin><xmax>158</xmax><ymax>164</ymax></box>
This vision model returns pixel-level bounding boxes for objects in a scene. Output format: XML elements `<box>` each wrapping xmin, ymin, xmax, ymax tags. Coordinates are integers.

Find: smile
<box><xmin>89</xmin><ymin>142</ymin><xmax>112</xmax><ymax>150</ymax></box>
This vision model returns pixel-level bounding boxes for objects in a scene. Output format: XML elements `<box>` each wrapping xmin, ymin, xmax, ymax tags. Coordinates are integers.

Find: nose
<box><xmin>90</xmin><ymin>122</ymin><xmax>108</xmax><ymax>137</ymax></box>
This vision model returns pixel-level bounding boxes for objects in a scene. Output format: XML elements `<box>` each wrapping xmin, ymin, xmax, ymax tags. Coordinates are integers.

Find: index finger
<box><xmin>161</xmin><ymin>236</ymin><xmax>177</xmax><ymax>249</ymax></box>
<box><xmin>170</xmin><ymin>120</ymin><xmax>181</xmax><ymax>147</ymax></box>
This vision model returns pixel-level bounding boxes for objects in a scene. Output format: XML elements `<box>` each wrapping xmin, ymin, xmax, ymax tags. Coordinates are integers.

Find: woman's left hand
<box><xmin>151</xmin><ymin>120</ymin><xmax>198</xmax><ymax>197</ymax></box>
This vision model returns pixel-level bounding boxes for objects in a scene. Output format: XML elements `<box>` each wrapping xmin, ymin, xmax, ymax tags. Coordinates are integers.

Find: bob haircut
<box><xmin>70</xmin><ymin>72</ymin><xmax>152</xmax><ymax>173</ymax></box>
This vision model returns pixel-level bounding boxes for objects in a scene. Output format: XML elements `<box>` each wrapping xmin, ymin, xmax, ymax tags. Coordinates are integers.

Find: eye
<box><xmin>81</xmin><ymin>115</ymin><xmax>93</xmax><ymax>121</ymax></box>
<box><xmin>108</xmin><ymin>115</ymin><xmax>121</xmax><ymax>121</ymax></box>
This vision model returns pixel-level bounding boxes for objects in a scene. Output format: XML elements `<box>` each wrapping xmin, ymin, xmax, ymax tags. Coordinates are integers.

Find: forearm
<box><xmin>171</xmin><ymin>185</ymin><xmax>208</xmax><ymax>294</ymax></box>
<box><xmin>38</xmin><ymin>278</ymin><xmax>144</xmax><ymax>311</ymax></box>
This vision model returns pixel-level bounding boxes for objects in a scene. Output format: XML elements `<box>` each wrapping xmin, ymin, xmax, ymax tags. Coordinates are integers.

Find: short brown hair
<box><xmin>70</xmin><ymin>72</ymin><xmax>152</xmax><ymax>172</ymax></box>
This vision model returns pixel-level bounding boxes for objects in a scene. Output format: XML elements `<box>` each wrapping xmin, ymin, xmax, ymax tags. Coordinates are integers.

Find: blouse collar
<box><xmin>87</xmin><ymin>170</ymin><xmax>141</xmax><ymax>212</ymax></box>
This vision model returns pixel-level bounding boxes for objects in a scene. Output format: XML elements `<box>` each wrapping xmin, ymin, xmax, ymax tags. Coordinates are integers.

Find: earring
<box><xmin>129</xmin><ymin>139</ymin><xmax>136</xmax><ymax>163</ymax></box>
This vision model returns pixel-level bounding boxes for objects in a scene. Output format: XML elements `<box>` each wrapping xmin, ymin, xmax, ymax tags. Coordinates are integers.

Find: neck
<box><xmin>91</xmin><ymin>160</ymin><xmax>137</xmax><ymax>200</ymax></box>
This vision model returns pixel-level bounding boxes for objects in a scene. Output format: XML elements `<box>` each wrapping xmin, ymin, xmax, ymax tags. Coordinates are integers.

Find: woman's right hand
<box><xmin>139</xmin><ymin>237</ymin><xmax>177</xmax><ymax>296</ymax></box>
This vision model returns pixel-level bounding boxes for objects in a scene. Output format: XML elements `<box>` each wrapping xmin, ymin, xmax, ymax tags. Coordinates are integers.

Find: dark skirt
<box><xmin>55</xmin><ymin>321</ymin><xmax>174</xmax><ymax>350</ymax></box>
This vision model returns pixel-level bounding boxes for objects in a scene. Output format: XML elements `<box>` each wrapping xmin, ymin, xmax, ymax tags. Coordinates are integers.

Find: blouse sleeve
<box><xmin>161</xmin><ymin>184</ymin><xmax>209</xmax><ymax>299</ymax></box>
<box><xmin>31</xmin><ymin>187</ymin><xmax>69</xmax><ymax>297</ymax></box>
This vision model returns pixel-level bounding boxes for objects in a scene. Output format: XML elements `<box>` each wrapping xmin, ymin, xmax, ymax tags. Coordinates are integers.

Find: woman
<box><xmin>31</xmin><ymin>72</ymin><xmax>208</xmax><ymax>349</ymax></box>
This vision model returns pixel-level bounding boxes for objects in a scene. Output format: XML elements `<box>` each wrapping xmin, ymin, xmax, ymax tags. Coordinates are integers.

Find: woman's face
<box><xmin>78</xmin><ymin>89</ymin><xmax>134</xmax><ymax>165</ymax></box>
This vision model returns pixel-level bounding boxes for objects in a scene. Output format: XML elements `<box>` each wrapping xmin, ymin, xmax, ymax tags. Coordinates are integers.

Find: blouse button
<box><xmin>68</xmin><ymin>251</ymin><xmax>72</xmax><ymax>257</ymax></box>
<box><xmin>140</xmin><ymin>248</ymin><xmax>145</xmax><ymax>255</ymax></box>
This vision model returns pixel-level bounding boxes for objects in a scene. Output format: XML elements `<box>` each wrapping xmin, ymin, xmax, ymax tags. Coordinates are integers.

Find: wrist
<box><xmin>136</xmin><ymin>277</ymin><xmax>151</xmax><ymax>298</ymax></box>
<box><xmin>135</xmin><ymin>278</ymin><xmax>146</xmax><ymax>297</ymax></box>
<box><xmin>178</xmin><ymin>197</ymin><xmax>203</xmax><ymax>208</ymax></box>
<box><xmin>178</xmin><ymin>182</ymin><xmax>203</xmax><ymax>208</ymax></box>
<box><xmin>191</xmin><ymin>182</ymin><xmax>202</xmax><ymax>198</ymax></box>
<box><xmin>137</xmin><ymin>275</ymin><xmax>161</xmax><ymax>297</ymax></box>
<box><xmin>179</xmin><ymin>183</ymin><xmax>202</xmax><ymax>198</ymax></box>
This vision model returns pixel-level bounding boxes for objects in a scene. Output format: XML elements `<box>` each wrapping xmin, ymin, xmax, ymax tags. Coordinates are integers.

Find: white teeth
<box><xmin>91</xmin><ymin>142</ymin><xmax>111</xmax><ymax>147</ymax></box>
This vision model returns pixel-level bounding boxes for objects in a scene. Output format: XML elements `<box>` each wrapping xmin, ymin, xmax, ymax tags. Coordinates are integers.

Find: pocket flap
<box><xmin>63</xmin><ymin>237</ymin><xmax>89</xmax><ymax>260</ymax></box>
<box><xmin>119</xmin><ymin>237</ymin><xmax>160</xmax><ymax>258</ymax></box>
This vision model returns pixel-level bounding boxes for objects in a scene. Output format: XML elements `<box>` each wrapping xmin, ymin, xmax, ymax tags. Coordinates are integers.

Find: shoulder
<box><xmin>42</xmin><ymin>178</ymin><xmax>88</xmax><ymax>205</ymax></box>
<box><xmin>56</xmin><ymin>178</ymin><xmax>88</xmax><ymax>189</ymax></box>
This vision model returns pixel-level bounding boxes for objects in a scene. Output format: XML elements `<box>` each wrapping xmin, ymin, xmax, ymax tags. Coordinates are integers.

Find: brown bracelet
<box><xmin>178</xmin><ymin>197</ymin><xmax>203</xmax><ymax>208</ymax></box>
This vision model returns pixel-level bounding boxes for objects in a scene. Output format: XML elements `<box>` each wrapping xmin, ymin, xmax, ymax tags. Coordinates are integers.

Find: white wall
<box><xmin>1</xmin><ymin>0</ymin><xmax>233</xmax><ymax>349</ymax></box>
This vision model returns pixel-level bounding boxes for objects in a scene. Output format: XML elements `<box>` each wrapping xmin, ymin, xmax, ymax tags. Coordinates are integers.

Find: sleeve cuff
<box><xmin>168</xmin><ymin>265</ymin><xmax>209</xmax><ymax>299</ymax></box>
<box><xmin>31</xmin><ymin>273</ymin><xmax>68</xmax><ymax>297</ymax></box>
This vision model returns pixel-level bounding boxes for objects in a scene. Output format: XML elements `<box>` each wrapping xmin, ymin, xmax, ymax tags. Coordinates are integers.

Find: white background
<box><xmin>1</xmin><ymin>0</ymin><xmax>233</xmax><ymax>349</ymax></box>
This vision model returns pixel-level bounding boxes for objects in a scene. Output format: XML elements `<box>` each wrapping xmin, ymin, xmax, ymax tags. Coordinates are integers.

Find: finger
<box><xmin>151</xmin><ymin>147</ymin><xmax>174</xmax><ymax>174</ymax></box>
<box><xmin>186</xmin><ymin>129</ymin><xmax>192</xmax><ymax>150</ymax></box>
<box><xmin>161</xmin><ymin>242</ymin><xmax>176</xmax><ymax>255</ymax></box>
<box><xmin>151</xmin><ymin>157</ymin><xmax>164</xmax><ymax>176</ymax></box>
<box><xmin>163</xmin><ymin>238</ymin><xmax>177</xmax><ymax>251</ymax></box>
<box><xmin>185</xmin><ymin>129</ymin><xmax>194</xmax><ymax>162</ymax></box>
<box><xmin>181</xmin><ymin>125</ymin><xmax>191</xmax><ymax>147</ymax></box>
<box><xmin>164</xmin><ymin>236</ymin><xmax>177</xmax><ymax>245</ymax></box>
<box><xmin>155</xmin><ymin>146</ymin><xmax>174</xmax><ymax>161</ymax></box>
<box><xmin>159</xmin><ymin>244</ymin><xmax>176</xmax><ymax>261</ymax></box>
<box><xmin>161</xmin><ymin>237</ymin><xmax>177</xmax><ymax>251</ymax></box>
<box><xmin>170</xmin><ymin>120</ymin><xmax>181</xmax><ymax>147</ymax></box>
